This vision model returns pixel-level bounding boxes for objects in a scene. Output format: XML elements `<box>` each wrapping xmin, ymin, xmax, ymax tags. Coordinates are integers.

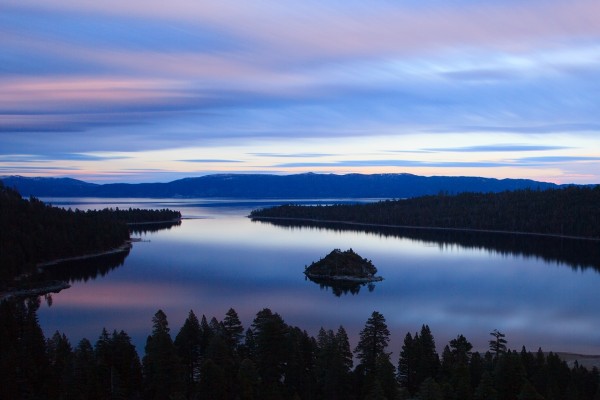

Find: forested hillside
<box><xmin>251</xmin><ymin>186</ymin><xmax>600</xmax><ymax>239</ymax></box>
<box><xmin>1</xmin><ymin>300</ymin><xmax>598</xmax><ymax>400</ymax></box>
<box><xmin>0</xmin><ymin>183</ymin><xmax>181</xmax><ymax>283</ymax></box>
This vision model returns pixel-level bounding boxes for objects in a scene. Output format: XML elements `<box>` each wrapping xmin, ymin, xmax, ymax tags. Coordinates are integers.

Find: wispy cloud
<box><xmin>1</xmin><ymin>0</ymin><xmax>600</xmax><ymax>183</ymax></box>
<box><xmin>275</xmin><ymin>160</ymin><xmax>508</xmax><ymax>168</ymax></box>
<box><xmin>178</xmin><ymin>159</ymin><xmax>242</xmax><ymax>163</ymax></box>
<box><xmin>427</xmin><ymin>123</ymin><xmax>600</xmax><ymax>135</ymax></box>
<box><xmin>249</xmin><ymin>152</ymin><xmax>335</xmax><ymax>158</ymax></box>
<box><xmin>0</xmin><ymin>153</ymin><xmax>129</xmax><ymax>162</ymax></box>
<box><xmin>426</xmin><ymin>144</ymin><xmax>572</xmax><ymax>152</ymax></box>
<box><xmin>516</xmin><ymin>156</ymin><xmax>600</xmax><ymax>164</ymax></box>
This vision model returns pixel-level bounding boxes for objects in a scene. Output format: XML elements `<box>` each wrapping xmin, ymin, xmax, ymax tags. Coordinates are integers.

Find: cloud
<box><xmin>249</xmin><ymin>152</ymin><xmax>335</xmax><ymax>158</ymax></box>
<box><xmin>2</xmin><ymin>0</ymin><xmax>600</xmax><ymax>183</ymax></box>
<box><xmin>7</xmin><ymin>0</ymin><xmax>600</xmax><ymax>60</ymax></box>
<box><xmin>178</xmin><ymin>159</ymin><xmax>242</xmax><ymax>163</ymax></box>
<box><xmin>0</xmin><ymin>153</ymin><xmax>129</xmax><ymax>162</ymax></box>
<box><xmin>0</xmin><ymin>165</ymin><xmax>81</xmax><ymax>172</ymax></box>
<box><xmin>427</xmin><ymin>123</ymin><xmax>600</xmax><ymax>135</ymax></box>
<box><xmin>275</xmin><ymin>160</ymin><xmax>508</xmax><ymax>168</ymax></box>
<box><xmin>441</xmin><ymin>69</ymin><xmax>520</xmax><ymax>82</ymax></box>
<box><xmin>517</xmin><ymin>156</ymin><xmax>600</xmax><ymax>164</ymax></box>
<box><xmin>426</xmin><ymin>144</ymin><xmax>572</xmax><ymax>152</ymax></box>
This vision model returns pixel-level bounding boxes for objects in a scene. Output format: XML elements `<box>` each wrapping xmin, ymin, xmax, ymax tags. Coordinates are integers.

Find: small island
<box><xmin>304</xmin><ymin>248</ymin><xmax>383</xmax><ymax>282</ymax></box>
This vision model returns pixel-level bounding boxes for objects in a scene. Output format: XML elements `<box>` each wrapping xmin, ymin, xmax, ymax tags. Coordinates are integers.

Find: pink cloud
<box><xmin>7</xmin><ymin>0</ymin><xmax>600</xmax><ymax>60</ymax></box>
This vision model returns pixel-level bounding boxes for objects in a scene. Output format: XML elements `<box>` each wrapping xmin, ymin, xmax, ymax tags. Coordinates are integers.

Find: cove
<box><xmin>36</xmin><ymin>198</ymin><xmax>600</xmax><ymax>356</ymax></box>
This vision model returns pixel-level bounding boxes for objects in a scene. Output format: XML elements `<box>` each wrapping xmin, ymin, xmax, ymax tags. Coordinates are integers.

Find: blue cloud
<box><xmin>517</xmin><ymin>156</ymin><xmax>600</xmax><ymax>164</ymax></box>
<box><xmin>426</xmin><ymin>144</ymin><xmax>572</xmax><ymax>152</ymax></box>
<box><xmin>275</xmin><ymin>160</ymin><xmax>507</xmax><ymax>168</ymax></box>
<box><xmin>441</xmin><ymin>69</ymin><xmax>520</xmax><ymax>82</ymax></box>
<box><xmin>0</xmin><ymin>153</ymin><xmax>129</xmax><ymax>162</ymax></box>
<box><xmin>427</xmin><ymin>123</ymin><xmax>600</xmax><ymax>135</ymax></box>
<box><xmin>249</xmin><ymin>152</ymin><xmax>335</xmax><ymax>158</ymax></box>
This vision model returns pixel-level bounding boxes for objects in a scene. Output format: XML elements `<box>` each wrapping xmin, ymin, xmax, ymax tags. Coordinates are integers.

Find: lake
<box><xmin>37</xmin><ymin>197</ymin><xmax>600</xmax><ymax>357</ymax></box>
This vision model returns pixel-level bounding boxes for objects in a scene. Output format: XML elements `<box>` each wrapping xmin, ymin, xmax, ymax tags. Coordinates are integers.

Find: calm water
<box><xmin>37</xmin><ymin>198</ymin><xmax>600</xmax><ymax>356</ymax></box>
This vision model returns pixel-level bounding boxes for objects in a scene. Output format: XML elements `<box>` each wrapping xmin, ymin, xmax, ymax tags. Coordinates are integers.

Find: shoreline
<box><xmin>1</xmin><ymin>240</ymin><xmax>133</xmax><ymax>302</ymax></box>
<box><xmin>251</xmin><ymin>216</ymin><xmax>600</xmax><ymax>242</ymax></box>
<box><xmin>36</xmin><ymin>241</ymin><xmax>133</xmax><ymax>269</ymax></box>
<box><xmin>0</xmin><ymin>281</ymin><xmax>71</xmax><ymax>302</ymax></box>
<box><xmin>305</xmin><ymin>273</ymin><xmax>383</xmax><ymax>283</ymax></box>
<box><xmin>126</xmin><ymin>218</ymin><xmax>181</xmax><ymax>226</ymax></box>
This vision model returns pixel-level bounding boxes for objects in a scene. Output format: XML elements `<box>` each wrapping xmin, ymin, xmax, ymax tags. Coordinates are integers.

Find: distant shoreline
<box><xmin>251</xmin><ymin>216</ymin><xmax>600</xmax><ymax>242</ymax></box>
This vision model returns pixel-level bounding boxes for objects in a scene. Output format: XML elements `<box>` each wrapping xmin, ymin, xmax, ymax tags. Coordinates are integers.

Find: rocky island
<box><xmin>304</xmin><ymin>248</ymin><xmax>383</xmax><ymax>282</ymax></box>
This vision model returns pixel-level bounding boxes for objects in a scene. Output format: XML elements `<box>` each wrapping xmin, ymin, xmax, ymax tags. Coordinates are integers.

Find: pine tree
<box><xmin>334</xmin><ymin>326</ymin><xmax>351</xmax><ymax>363</ymax></box>
<box><xmin>174</xmin><ymin>310</ymin><xmax>202</xmax><ymax>398</ymax></box>
<box><xmin>111</xmin><ymin>330</ymin><xmax>142</xmax><ymax>399</ymax></box>
<box><xmin>46</xmin><ymin>331</ymin><xmax>73</xmax><ymax>400</ymax></box>
<box><xmin>315</xmin><ymin>328</ymin><xmax>337</xmax><ymax>399</ymax></box>
<box><xmin>206</xmin><ymin>334</ymin><xmax>237</xmax><ymax>399</ymax></box>
<box><xmin>489</xmin><ymin>329</ymin><xmax>507</xmax><ymax>359</ymax></box>
<box><xmin>376</xmin><ymin>353</ymin><xmax>400</xmax><ymax>400</ymax></box>
<box><xmin>355</xmin><ymin>312</ymin><xmax>395</xmax><ymax>400</ymax></box>
<box><xmin>237</xmin><ymin>358</ymin><xmax>260</xmax><ymax>400</ymax></box>
<box><xmin>518</xmin><ymin>380</ymin><xmax>545</xmax><ymax>400</ymax></box>
<box><xmin>199</xmin><ymin>314</ymin><xmax>214</xmax><ymax>363</ymax></box>
<box><xmin>251</xmin><ymin>308</ymin><xmax>289</xmax><ymax>398</ymax></box>
<box><xmin>474</xmin><ymin>371</ymin><xmax>498</xmax><ymax>400</ymax></box>
<box><xmin>222</xmin><ymin>308</ymin><xmax>244</xmax><ymax>352</ymax></box>
<box><xmin>143</xmin><ymin>309</ymin><xmax>184</xmax><ymax>400</ymax></box>
<box><xmin>418</xmin><ymin>377</ymin><xmax>443</xmax><ymax>400</ymax></box>
<box><xmin>495</xmin><ymin>351</ymin><xmax>526</xmax><ymax>400</ymax></box>
<box><xmin>355</xmin><ymin>311</ymin><xmax>391</xmax><ymax>374</ymax></box>
<box><xmin>447</xmin><ymin>334</ymin><xmax>474</xmax><ymax>400</ymax></box>
<box><xmin>416</xmin><ymin>325</ymin><xmax>440</xmax><ymax>390</ymax></box>
<box><xmin>0</xmin><ymin>299</ymin><xmax>49</xmax><ymax>399</ymax></box>
<box><xmin>20</xmin><ymin>298</ymin><xmax>50</xmax><ymax>399</ymax></box>
<box><xmin>398</xmin><ymin>332</ymin><xmax>417</xmax><ymax>393</ymax></box>
<box><xmin>95</xmin><ymin>328</ymin><xmax>113</xmax><ymax>399</ymax></box>
<box><xmin>71</xmin><ymin>338</ymin><xmax>101</xmax><ymax>400</ymax></box>
<box><xmin>197</xmin><ymin>358</ymin><xmax>226</xmax><ymax>400</ymax></box>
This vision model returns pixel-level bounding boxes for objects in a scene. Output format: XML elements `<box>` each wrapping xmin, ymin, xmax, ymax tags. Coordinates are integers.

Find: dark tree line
<box><xmin>1</xmin><ymin>300</ymin><xmax>598</xmax><ymax>400</ymax></box>
<box><xmin>0</xmin><ymin>183</ymin><xmax>181</xmax><ymax>284</ymax></box>
<box><xmin>250</xmin><ymin>185</ymin><xmax>600</xmax><ymax>239</ymax></box>
<box><xmin>86</xmin><ymin>207</ymin><xmax>181</xmax><ymax>225</ymax></box>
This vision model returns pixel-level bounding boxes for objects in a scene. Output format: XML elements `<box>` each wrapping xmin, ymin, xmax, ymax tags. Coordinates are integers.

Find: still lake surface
<box><xmin>38</xmin><ymin>197</ymin><xmax>600</xmax><ymax>356</ymax></box>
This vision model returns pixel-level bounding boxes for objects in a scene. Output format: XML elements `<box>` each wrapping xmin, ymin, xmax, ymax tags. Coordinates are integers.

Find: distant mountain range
<box><xmin>0</xmin><ymin>173</ymin><xmax>561</xmax><ymax>199</ymax></box>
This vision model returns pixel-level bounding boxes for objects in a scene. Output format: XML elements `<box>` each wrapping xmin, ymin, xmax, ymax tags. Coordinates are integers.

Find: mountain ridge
<box><xmin>1</xmin><ymin>173</ymin><xmax>561</xmax><ymax>199</ymax></box>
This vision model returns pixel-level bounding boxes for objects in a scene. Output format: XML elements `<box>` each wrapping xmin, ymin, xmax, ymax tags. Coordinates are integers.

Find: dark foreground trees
<box><xmin>1</xmin><ymin>301</ymin><xmax>599</xmax><ymax>400</ymax></box>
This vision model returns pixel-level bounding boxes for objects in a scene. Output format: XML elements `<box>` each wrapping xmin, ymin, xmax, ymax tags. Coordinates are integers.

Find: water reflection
<box><xmin>34</xmin><ymin>200</ymin><xmax>600</xmax><ymax>356</ymax></box>
<box><xmin>254</xmin><ymin>219</ymin><xmax>600</xmax><ymax>273</ymax></box>
<box><xmin>305</xmin><ymin>275</ymin><xmax>377</xmax><ymax>296</ymax></box>
<box><xmin>41</xmin><ymin>247</ymin><xmax>131</xmax><ymax>284</ymax></box>
<box><xmin>129</xmin><ymin>220</ymin><xmax>182</xmax><ymax>235</ymax></box>
<box><xmin>21</xmin><ymin>221</ymin><xmax>181</xmax><ymax>295</ymax></box>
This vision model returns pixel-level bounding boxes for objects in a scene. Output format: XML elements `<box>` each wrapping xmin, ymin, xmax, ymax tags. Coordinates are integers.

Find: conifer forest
<box><xmin>2</xmin><ymin>299</ymin><xmax>599</xmax><ymax>400</ymax></box>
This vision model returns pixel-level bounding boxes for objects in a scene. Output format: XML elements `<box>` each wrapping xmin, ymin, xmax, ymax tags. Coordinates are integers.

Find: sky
<box><xmin>2</xmin><ymin>0</ymin><xmax>600</xmax><ymax>184</ymax></box>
